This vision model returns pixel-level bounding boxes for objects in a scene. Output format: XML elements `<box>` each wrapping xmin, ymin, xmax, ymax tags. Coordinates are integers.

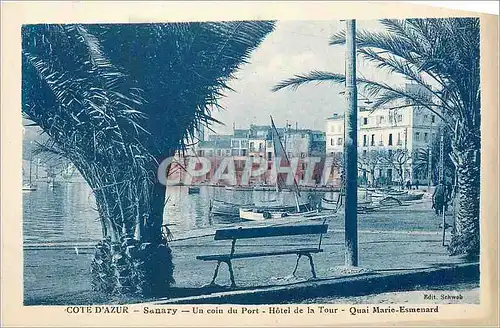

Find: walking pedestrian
<box><xmin>415</xmin><ymin>179</ymin><xmax>419</xmax><ymax>189</ymax></box>
<box><xmin>405</xmin><ymin>179</ymin><xmax>411</xmax><ymax>190</ymax></box>
<box><xmin>432</xmin><ymin>180</ymin><xmax>446</xmax><ymax>216</ymax></box>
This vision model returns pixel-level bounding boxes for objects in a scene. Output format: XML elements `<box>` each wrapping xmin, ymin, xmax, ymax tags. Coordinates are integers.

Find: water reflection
<box><xmin>24</xmin><ymin>182</ymin><xmax>328</xmax><ymax>244</ymax></box>
<box><xmin>23</xmin><ymin>182</ymin><xmax>101</xmax><ymax>244</ymax></box>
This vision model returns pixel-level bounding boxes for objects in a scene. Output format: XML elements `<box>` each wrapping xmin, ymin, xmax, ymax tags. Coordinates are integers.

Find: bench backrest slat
<box><xmin>214</xmin><ymin>224</ymin><xmax>328</xmax><ymax>240</ymax></box>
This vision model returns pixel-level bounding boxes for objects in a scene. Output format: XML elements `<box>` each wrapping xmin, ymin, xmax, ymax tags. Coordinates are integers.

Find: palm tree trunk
<box><xmin>449</xmin><ymin>149</ymin><xmax>480</xmax><ymax>258</ymax></box>
<box><xmin>144</xmin><ymin>181</ymin><xmax>167</xmax><ymax>243</ymax></box>
<box><xmin>88</xmin><ymin>161</ymin><xmax>174</xmax><ymax>297</ymax></box>
<box><xmin>134</xmin><ymin>179</ymin><xmax>174</xmax><ymax>297</ymax></box>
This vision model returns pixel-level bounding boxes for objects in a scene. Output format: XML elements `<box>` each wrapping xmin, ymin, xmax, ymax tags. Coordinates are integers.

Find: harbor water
<box><xmin>23</xmin><ymin>181</ymin><xmax>330</xmax><ymax>245</ymax></box>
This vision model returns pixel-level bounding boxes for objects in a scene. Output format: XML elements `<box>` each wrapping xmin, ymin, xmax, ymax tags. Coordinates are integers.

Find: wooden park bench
<box><xmin>196</xmin><ymin>223</ymin><xmax>328</xmax><ymax>287</ymax></box>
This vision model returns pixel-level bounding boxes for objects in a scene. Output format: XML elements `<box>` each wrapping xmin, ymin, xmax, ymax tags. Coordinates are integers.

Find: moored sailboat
<box><xmin>210</xmin><ymin>199</ymin><xmax>252</xmax><ymax>216</ymax></box>
<box><xmin>239</xmin><ymin>116</ymin><xmax>311</xmax><ymax>221</ymax></box>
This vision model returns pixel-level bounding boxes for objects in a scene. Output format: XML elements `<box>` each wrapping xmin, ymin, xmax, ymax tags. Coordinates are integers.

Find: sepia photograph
<box><xmin>2</xmin><ymin>1</ymin><xmax>498</xmax><ymax>327</ymax></box>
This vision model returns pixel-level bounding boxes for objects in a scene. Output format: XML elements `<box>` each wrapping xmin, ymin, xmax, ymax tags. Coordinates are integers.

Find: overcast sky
<box><xmin>211</xmin><ymin>19</ymin><xmax>405</xmax><ymax>135</ymax></box>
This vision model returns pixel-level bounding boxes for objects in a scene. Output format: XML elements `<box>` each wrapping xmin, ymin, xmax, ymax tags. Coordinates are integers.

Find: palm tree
<box><xmin>413</xmin><ymin>127</ymin><xmax>455</xmax><ymax>185</ymax></box>
<box><xmin>22</xmin><ymin>21</ymin><xmax>275</xmax><ymax>297</ymax></box>
<box><xmin>272</xmin><ymin>18</ymin><xmax>480</xmax><ymax>257</ymax></box>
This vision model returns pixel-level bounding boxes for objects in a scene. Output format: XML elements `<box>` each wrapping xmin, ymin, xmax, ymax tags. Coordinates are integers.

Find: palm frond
<box><xmin>271</xmin><ymin>71</ymin><xmax>345</xmax><ymax>92</ymax></box>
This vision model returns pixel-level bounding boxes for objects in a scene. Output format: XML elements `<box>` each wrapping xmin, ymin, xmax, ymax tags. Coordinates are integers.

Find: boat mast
<box><xmin>270</xmin><ymin>116</ymin><xmax>301</xmax><ymax>212</ymax></box>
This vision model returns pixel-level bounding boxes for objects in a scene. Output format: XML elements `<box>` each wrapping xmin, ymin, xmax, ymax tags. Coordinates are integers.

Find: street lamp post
<box><xmin>439</xmin><ymin>128</ymin><xmax>446</xmax><ymax>246</ymax></box>
<box><xmin>344</xmin><ymin>19</ymin><xmax>358</xmax><ymax>267</ymax></box>
<box><xmin>428</xmin><ymin>121</ymin><xmax>433</xmax><ymax>188</ymax></box>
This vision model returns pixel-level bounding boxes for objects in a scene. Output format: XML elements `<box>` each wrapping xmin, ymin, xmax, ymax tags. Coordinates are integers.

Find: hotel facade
<box><xmin>326</xmin><ymin>94</ymin><xmax>440</xmax><ymax>185</ymax></box>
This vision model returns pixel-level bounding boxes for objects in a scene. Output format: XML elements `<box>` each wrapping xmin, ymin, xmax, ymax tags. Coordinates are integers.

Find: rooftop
<box><xmin>326</xmin><ymin>113</ymin><xmax>345</xmax><ymax>121</ymax></box>
<box><xmin>249</xmin><ymin>124</ymin><xmax>270</xmax><ymax>131</ymax></box>
<box><xmin>198</xmin><ymin>139</ymin><xmax>231</xmax><ymax>149</ymax></box>
<box><xmin>208</xmin><ymin>134</ymin><xmax>232</xmax><ymax>141</ymax></box>
<box><xmin>233</xmin><ymin>129</ymin><xmax>250</xmax><ymax>138</ymax></box>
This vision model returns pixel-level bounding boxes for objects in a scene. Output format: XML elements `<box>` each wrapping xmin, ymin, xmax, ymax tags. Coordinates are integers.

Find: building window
<box><xmin>241</xmin><ymin>149</ymin><xmax>247</xmax><ymax>156</ymax></box>
<box><xmin>388</xmin><ymin>133</ymin><xmax>393</xmax><ymax>146</ymax></box>
<box><xmin>363</xmin><ymin>118</ymin><xmax>368</xmax><ymax>125</ymax></box>
<box><xmin>363</xmin><ymin>135</ymin><xmax>367</xmax><ymax>147</ymax></box>
<box><xmin>431</xmin><ymin>115</ymin><xmax>436</xmax><ymax>123</ymax></box>
<box><xmin>397</xmin><ymin>114</ymin><xmax>403</xmax><ymax>122</ymax></box>
<box><xmin>267</xmin><ymin>152</ymin><xmax>272</xmax><ymax>160</ymax></box>
<box><xmin>330</xmin><ymin>138</ymin><xmax>334</xmax><ymax>146</ymax></box>
<box><xmin>424</xmin><ymin>132</ymin><xmax>428</xmax><ymax>142</ymax></box>
<box><xmin>379</xmin><ymin>116</ymin><xmax>385</xmax><ymax>124</ymax></box>
<box><xmin>337</xmin><ymin>138</ymin><xmax>343</xmax><ymax>146</ymax></box>
<box><xmin>371</xmin><ymin>134</ymin><xmax>375</xmax><ymax>146</ymax></box>
<box><xmin>249</xmin><ymin>142</ymin><xmax>254</xmax><ymax>151</ymax></box>
<box><xmin>415</xmin><ymin>132</ymin><xmax>421</xmax><ymax>141</ymax></box>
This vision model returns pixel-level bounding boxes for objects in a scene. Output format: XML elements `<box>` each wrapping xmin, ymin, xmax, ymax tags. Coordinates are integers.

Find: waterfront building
<box><xmin>248</xmin><ymin>125</ymin><xmax>269</xmax><ymax>158</ymax></box>
<box><xmin>230</xmin><ymin>129</ymin><xmax>249</xmax><ymax>157</ymax></box>
<box><xmin>196</xmin><ymin>136</ymin><xmax>232</xmax><ymax>157</ymax></box>
<box><xmin>325</xmin><ymin>83</ymin><xmax>440</xmax><ymax>186</ymax></box>
<box><xmin>179</xmin><ymin>122</ymin><xmax>328</xmax><ymax>186</ymax></box>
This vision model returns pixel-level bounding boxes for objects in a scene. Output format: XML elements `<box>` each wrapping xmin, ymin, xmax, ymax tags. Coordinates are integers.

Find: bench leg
<box><xmin>292</xmin><ymin>254</ymin><xmax>302</xmax><ymax>276</ymax></box>
<box><xmin>305</xmin><ymin>254</ymin><xmax>317</xmax><ymax>279</ymax></box>
<box><xmin>225</xmin><ymin>260</ymin><xmax>237</xmax><ymax>288</ymax></box>
<box><xmin>209</xmin><ymin>261</ymin><xmax>222</xmax><ymax>286</ymax></box>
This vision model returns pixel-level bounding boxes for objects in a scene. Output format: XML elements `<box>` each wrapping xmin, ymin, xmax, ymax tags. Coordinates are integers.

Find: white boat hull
<box><xmin>239</xmin><ymin>208</ymin><xmax>288</xmax><ymax>221</ymax></box>
<box><xmin>22</xmin><ymin>184</ymin><xmax>37</xmax><ymax>192</ymax></box>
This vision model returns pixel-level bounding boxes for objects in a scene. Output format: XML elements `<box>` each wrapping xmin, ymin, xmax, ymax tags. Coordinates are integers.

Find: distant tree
<box><xmin>413</xmin><ymin>127</ymin><xmax>455</xmax><ymax>185</ymax></box>
<box><xmin>379</xmin><ymin>149</ymin><xmax>411</xmax><ymax>188</ymax></box>
<box><xmin>358</xmin><ymin>149</ymin><xmax>384</xmax><ymax>185</ymax></box>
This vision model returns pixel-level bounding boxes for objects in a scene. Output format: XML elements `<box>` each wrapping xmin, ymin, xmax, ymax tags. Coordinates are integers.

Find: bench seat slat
<box><xmin>196</xmin><ymin>248</ymin><xmax>323</xmax><ymax>261</ymax></box>
<box><xmin>214</xmin><ymin>224</ymin><xmax>328</xmax><ymax>240</ymax></box>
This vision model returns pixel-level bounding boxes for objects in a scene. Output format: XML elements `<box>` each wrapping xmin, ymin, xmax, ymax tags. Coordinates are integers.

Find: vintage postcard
<box><xmin>1</xmin><ymin>1</ymin><xmax>498</xmax><ymax>327</ymax></box>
